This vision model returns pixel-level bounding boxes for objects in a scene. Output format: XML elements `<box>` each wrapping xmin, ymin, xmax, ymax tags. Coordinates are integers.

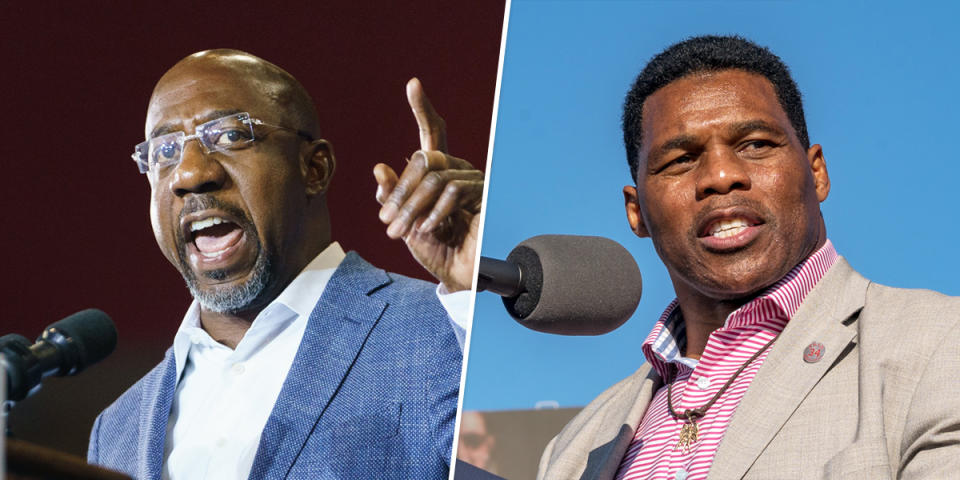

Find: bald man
<box><xmin>86</xmin><ymin>50</ymin><xmax>482</xmax><ymax>479</ymax></box>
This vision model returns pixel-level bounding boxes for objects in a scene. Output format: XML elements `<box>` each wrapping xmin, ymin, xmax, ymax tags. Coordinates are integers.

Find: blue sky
<box><xmin>462</xmin><ymin>0</ymin><xmax>960</xmax><ymax>411</ymax></box>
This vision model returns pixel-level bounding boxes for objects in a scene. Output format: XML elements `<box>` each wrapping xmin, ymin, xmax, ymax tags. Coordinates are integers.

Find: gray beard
<box><xmin>174</xmin><ymin>195</ymin><xmax>274</xmax><ymax>314</ymax></box>
<box><xmin>184</xmin><ymin>251</ymin><xmax>274</xmax><ymax>313</ymax></box>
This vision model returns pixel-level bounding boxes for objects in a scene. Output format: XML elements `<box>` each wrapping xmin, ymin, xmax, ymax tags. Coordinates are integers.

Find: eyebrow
<box><xmin>648</xmin><ymin>119</ymin><xmax>788</xmax><ymax>161</ymax></box>
<box><xmin>726</xmin><ymin>120</ymin><xmax>787</xmax><ymax>139</ymax></box>
<box><xmin>649</xmin><ymin>134</ymin><xmax>700</xmax><ymax>163</ymax></box>
<box><xmin>150</xmin><ymin>109</ymin><xmax>245</xmax><ymax>139</ymax></box>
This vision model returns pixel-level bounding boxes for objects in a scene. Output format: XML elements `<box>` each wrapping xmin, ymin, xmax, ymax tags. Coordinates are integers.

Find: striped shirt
<box><xmin>614</xmin><ymin>241</ymin><xmax>838</xmax><ymax>480</ymax></box>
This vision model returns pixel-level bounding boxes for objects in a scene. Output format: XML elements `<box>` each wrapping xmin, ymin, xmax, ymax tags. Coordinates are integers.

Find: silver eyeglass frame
<box><xmin>131</xmin><ymin>112</ymin><xmax>313</xmax><ymax>174</ymax></box>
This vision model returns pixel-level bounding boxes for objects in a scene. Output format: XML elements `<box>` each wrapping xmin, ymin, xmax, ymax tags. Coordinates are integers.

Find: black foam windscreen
<box><xmin>502</xmin><ymin>235</ymin><xmax>642</xmax><ymax>335</ymax></box>
<box><xmin>42</xmin><ymin>308</ymin><xmax>117</xmax><ymax>373</ymax></box>
<box><xmin>503</xmin><ymin>245</ymin><xmax>544</xmax><ymax>319</ymax></box>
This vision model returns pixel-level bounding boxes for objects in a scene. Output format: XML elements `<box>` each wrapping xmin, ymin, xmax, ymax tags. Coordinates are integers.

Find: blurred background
<box><xmin>1</xmin><ymin>0</ymin><xmax>503</xmax><ymax>457</ymax></box>
<box><xmin>458</xmin><ymin>1</ymin><xmax>960</xmax><ymax>478</ymax></box>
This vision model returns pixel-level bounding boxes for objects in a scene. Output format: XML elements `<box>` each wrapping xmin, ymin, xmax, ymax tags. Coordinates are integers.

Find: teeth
<box><xmin>709</xmin><ymin>218</ymin><xmax>750</xmax><ymax>238</ymax></box>
<box><xmin>190</xmin><ymin>217</ymin><xmax>225</xmax><ymax>232</ymax></box>
<box><xmin>200</xmin><ymin>248</ymin><xmax>229</xmax><ymax>258</ymax></box>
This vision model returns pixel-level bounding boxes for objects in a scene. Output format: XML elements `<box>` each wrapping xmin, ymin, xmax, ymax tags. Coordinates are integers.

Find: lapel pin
<box><xmin>803</xmin><ymin>342</ymin><xmax>825</xmax><ymax>363</ymax></box>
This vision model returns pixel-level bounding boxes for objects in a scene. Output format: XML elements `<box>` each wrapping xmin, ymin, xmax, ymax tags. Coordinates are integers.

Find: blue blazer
<box><xmin>88</xmin><ymin>252</ymin><xmax>462</xmax><ymax>479</ymax></box>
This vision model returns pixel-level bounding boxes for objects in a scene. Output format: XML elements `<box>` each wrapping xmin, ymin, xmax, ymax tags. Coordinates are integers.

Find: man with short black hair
<box><xmin>538</xmin><ymin>35</ymin><xmax>960</xmax><ymax>479</ymax></box>
<box><xmin>88</xmin><ymin>49</ymin><xmax>482</xmax><ymax>479</ymax></box>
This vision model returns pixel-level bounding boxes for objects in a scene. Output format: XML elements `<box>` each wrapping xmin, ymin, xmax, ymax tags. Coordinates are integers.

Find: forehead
<box><xmin>145</xmin><ymin>63</ymin><xmax>285</xmax><ymax>138</ymax></box>
<box><xmin>640</xmin><ymin>70</ymin><xmax>792</xmax><ymax>150</ymax></box>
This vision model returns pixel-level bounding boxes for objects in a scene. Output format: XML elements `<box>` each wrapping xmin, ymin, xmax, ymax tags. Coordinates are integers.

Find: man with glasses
<box><xmin>87</xmin><ymin>49</ymin><xmax>482</xmax><ymax>479</ymax></box>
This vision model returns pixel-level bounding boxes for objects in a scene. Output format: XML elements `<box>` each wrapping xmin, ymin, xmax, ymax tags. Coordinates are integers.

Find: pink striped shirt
<box><xmin>614</xmin><ymin>241</ymin><xmax>838</xmax><ymax>480</ymax></box>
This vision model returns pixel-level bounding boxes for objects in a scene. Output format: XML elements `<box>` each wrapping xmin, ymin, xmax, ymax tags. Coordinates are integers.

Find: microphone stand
<box><xmin>0</xmin><ymin>334</ymin><xmax>26</xmax><ymax>437</ymax></box>
<box><xmin>2</xmin><ymin>353</ymin><xmax>7</xmax><ymax>476</ymax></box>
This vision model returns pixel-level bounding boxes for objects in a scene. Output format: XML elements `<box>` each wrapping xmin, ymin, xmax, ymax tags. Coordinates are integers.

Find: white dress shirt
<box><xmin>162</xmin><ymin>242</ymin><xmax>470</xmax><ymax>479</ymax></box>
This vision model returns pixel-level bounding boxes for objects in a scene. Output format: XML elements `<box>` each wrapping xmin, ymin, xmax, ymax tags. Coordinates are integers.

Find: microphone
<box><xmin>478</xmin><ymin>235</ymin><xmax>642</xmax><ymax>335</ymax></box>
<box><xmin>0</xmin><ymin>309</ymin><xmax>117</xmax><ymax>402</ymax></box>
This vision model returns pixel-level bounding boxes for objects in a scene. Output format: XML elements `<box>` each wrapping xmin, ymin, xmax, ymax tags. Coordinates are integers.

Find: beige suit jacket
<box><xmin>538</xmin><ymin>258</ymin><xmax>960</xmax><ymax>479</ymax></box>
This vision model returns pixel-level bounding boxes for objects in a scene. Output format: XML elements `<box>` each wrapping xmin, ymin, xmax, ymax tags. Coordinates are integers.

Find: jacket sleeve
<box><xmin>87</xmin><ymin>412</ymin><xmax>102</xmax><ymax>464</ymax></box>
<box><xmin>537</xmin><ymin>435</ymin><xmax>559</xmax><ymax>480</ymax></box>
<box><xmin>429</xmin><ymin>323</ymin><xmax>462</xmax><ymax>468</ymax></box>
<box><xmin>899</xmin><ymin>312</ymin><xmax>960</xmax><ymax>479</ymax></box>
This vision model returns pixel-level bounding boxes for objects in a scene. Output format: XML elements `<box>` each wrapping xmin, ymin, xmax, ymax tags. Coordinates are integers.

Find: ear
<box><xmin>303</xmin><ymin>139</ymin><xmax>336</xmax><ymax>196</ymax></box>
<box><xmin>807</xmin><ymin>143</ymin><xmax>830</xmax><ymax>202</ymax></box>
<box><xmin>623</xmin><ymin>185</ymin><xmax>650</xmax><ymax>238</ymax></box>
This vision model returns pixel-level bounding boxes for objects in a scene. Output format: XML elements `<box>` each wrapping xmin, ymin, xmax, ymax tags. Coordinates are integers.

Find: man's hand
<box><xmin>374</xmin><ymin>78</ymin><xmax>484</xmax><ymax>292</ymax></box>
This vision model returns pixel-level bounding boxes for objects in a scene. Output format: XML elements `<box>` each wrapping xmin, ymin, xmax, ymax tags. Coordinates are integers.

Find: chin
<box><xmin>193</xmin><ymin>281</ymin><xmax>269</xmax><ymax>314</ymax></box>
<box><xmin>183</xmin><ymin>253</ymin><xmax>275</xmax><ymax>314</ymax></box>
<box><xmin>706</xmin><ymin>283</ymin><xmax>770</xmax><ymax>303</ymax></box>
<box><xmin>693</xmin><ymin>264</ymin><xmax>786</xmax><ymax>302</ymax></box>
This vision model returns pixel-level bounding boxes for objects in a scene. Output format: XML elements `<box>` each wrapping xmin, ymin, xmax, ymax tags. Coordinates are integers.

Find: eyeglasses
<box><xmin>131</xmin><ymin>112</ymin><xmax>313</xmax><ymax>174</ymax></box>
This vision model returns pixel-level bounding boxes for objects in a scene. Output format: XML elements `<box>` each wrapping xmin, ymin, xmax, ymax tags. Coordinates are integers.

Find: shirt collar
<box><xmin>272</xmin><ymin>241</ymin><xmax>346</xmax><ymax>319</ymax></box>
<box><xmin>641</xmin><ymin>240</ymin><xmax>839</xmax><ymax>379</ymax></box>
<box><xmin>740</xmin><ymin>240</ymin><xmax>838</xmax><ymax>326</ymax></box>
<box><xmin>172</xmin><ymin>241</ymin><xmax>346</xmax><ymax>379</ymax></box>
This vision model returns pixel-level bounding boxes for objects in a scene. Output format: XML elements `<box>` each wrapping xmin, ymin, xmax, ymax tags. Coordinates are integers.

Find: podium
<box><xmin>5</xmin><ymin>438</ymin><xmax>131</xmax><ymax>480</ymax></box>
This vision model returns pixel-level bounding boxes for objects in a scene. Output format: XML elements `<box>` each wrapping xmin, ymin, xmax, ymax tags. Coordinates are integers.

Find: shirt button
<box><xmin>674</xmin><ymin>469</ymin><xmax>689</xmax><ymax>480</ymax></box>
<box><xmin>231</xmin><ymin>363</ymin><xmax>246</xmax><ymax>375</ymax></box>
<box><xmin>695</xmin><ymin>376</ymin><xmax>711</xmax><ymax>390</ymax></box>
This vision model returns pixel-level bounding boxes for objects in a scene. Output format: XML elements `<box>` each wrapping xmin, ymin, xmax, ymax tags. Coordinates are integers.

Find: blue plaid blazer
<box><xmin>88</xmin><ymin>252</ymin><xmax>461</xmax><ymax>479</ymax></box>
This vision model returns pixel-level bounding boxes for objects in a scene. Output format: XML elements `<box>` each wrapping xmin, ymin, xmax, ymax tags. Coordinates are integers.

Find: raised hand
<box><xmin>374</xmin><ymin>78</ymin><xmax>484</xmax><ymax>292</ymax></box>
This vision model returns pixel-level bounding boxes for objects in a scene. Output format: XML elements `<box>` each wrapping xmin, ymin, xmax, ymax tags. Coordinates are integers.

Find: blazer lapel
<box><xmin>137</xmin><ymin>348</ymin><xmax>178</xmax><ymax>480</ymax></box>
<box><xmin>709</xmin><ymin>258</ymin><xmax>868</xmax><ymax>479</ymax></box>
<box><xmin>249</xmin><ymin>252</ymin><xmax>391</xmax><ymax>479</ymax></box>
<box><xmin>544</xmin><ymin>364</ymin><xmax>661</xmax><ymax>480</ymax></box>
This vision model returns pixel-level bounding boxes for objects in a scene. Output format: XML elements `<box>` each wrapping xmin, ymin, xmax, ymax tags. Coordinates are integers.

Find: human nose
<box><xmin>695</xmin><ymin>147</ymin><xmax>751</xmax><ymax>200</ymax></box>
<box><xmin>168</xmin><ymin>139</ymin><xmax>227</xmax><ymax>197</ymax></box>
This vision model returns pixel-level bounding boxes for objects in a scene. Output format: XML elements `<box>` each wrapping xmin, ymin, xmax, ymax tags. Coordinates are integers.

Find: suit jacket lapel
<box><xmin>709</xmin><ymin>258</ymin><xmax>868</xmax><ymax>479</ymax></box>
<box><xmin>137</xmin><ymin>348</ymin><xmax>178</xmax><ymax>480</ymax></box>
<box><xmin>543</xmin><ymin>364</ymin><xmax>661</xmax><ymax>480</ymax></box>
<box><xmin>249</xmin><ymin>252</ymin><xmax>391</xmax><ymax>479</ymax></box>
<box><xmin>585</xmin><ymin>366</ymin><xmax>661</xmax><ymax>480</ymax></box>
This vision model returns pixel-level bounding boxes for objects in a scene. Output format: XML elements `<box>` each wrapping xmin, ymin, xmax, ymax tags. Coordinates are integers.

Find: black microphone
<box><xmin>478</xmin><ymin>235</ymin><xmax>642</xmax><ymax>335</ymax></box>
<box><xmin>0</xmin><ymin>309</ymin><xmax>117</xmax><ymax>402</ymax></box>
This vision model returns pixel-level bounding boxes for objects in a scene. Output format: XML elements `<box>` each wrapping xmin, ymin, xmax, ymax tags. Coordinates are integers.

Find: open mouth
<box><xmin>175</xmin><ymin>197</ymin><xmax>259</xmax><ymax>281</ymax></box>
<box><xmin>705</xmin><ymin>218</ymin><xmax>756</xmax><ymax>239</ymax></box>
<box><xmin>697</xmin><ymin>208</ymin><xmax>765</xmax><ymax>251</ymax></box>
<box><xmin>178</xmin><ymin>211</ymin><xmax>252</xmax><ymax>271</ymax></box>
<box><xmin>189</xmin><ymin>216</ymin><xmax>244</xmax><ymax>258</ymax></box>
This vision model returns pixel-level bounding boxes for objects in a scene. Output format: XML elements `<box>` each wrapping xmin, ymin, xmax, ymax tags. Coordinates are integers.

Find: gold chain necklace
<box><xmin>666</xmin><ymin>333</ymin><xmax>780</xmax><ymax>451</ymax></box>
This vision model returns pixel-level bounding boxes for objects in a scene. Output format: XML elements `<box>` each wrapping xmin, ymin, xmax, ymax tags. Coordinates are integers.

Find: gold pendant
<box><xmin>677</xmin><ymin>421</ymin><xmax>699</xmax><ymax>452</ymax></box>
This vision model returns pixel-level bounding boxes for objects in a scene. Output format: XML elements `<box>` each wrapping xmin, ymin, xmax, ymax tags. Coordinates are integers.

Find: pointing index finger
<box><xmin>406</xmin><ymin>77</ymin><xmax>448</xmax><ymax>153</ymax></box>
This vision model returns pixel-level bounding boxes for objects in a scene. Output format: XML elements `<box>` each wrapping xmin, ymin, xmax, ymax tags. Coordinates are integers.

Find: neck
<box><xmin>671</xmin><ymin>235</ymin><xmax>827</xmax><ymax>359</ymax></box>
<box><xmin>194</xmin><ymin>236</ymin><xmax>333</xmax><ymax>349</ymax></box>
<box><xmin>673</xmin><ymin>295</ymin><xmax>747</xmax><ymax>360</ymax></box>
<box><xmin>198</xmin><ymin>308</ymin><xmax>258</xmax><ymax>349</ymax></box>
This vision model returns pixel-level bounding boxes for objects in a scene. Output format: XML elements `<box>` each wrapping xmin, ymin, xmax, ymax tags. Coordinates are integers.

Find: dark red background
<box><xmin>1</xmin><ymin>1</ymin><xmax>503</xmax><ymax>456</ymax></box>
